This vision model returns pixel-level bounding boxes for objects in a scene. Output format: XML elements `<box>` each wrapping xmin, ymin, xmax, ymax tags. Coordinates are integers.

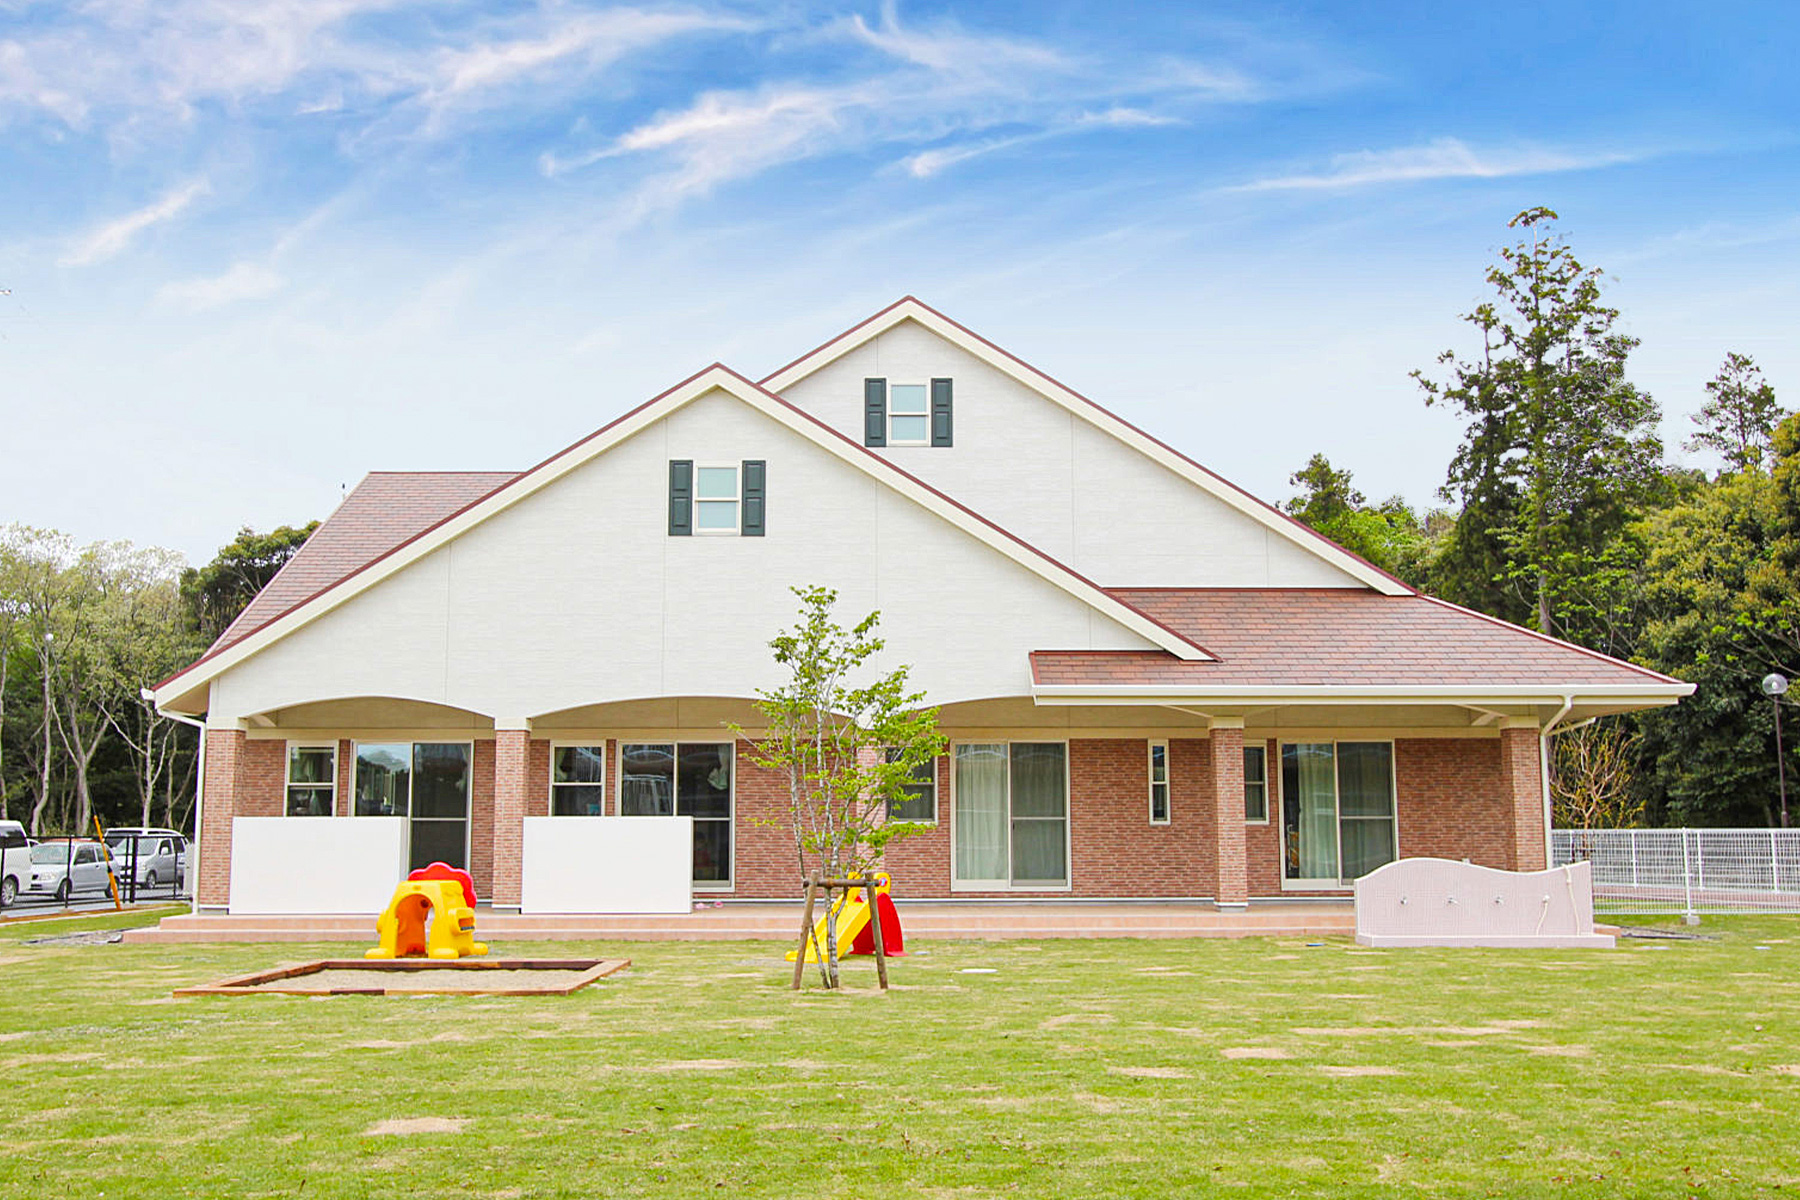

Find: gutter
<box><xmin>145</xmin><ymin>688</ymin><xmax>205</xmax><ymax>917</ymax></box>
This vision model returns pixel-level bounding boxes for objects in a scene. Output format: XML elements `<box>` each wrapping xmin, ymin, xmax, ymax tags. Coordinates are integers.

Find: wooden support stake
<box><xmin>792</xmin><ymin>874</ymin><xmax>819</xmax><ymax>991</ymax></box>
<box><xmin>865</xmin><ymin>877</ymin><xmax>888</xmax><ymax>991</ymax></box>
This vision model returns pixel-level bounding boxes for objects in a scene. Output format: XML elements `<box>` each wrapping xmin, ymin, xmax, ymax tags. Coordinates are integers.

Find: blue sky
<box><xmin>1</xmin><ymin>0</ymin><xmax>1796</xmax><ymax>562</ymax></box>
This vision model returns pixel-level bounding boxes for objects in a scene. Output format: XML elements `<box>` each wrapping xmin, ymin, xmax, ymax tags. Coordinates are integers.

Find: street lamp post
<box><xmin>1763</xmin><ymin>673</ymin><xmax>1790</xmax><ymax>829</ymax></box>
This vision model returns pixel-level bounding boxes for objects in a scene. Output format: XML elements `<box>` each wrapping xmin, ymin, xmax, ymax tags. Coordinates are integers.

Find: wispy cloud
<box><xmin>155</xmin><ymin>261</ymin><xmax>285</xmax><ymax>310</ymax></box>
<box><xmin>544</xmin><ymin>6</ymin><xmax>1258</xmax><ymax>214</ymax></box>
<box><xmin>1230</xmin><ymin>136</ymin><xmax>1651</xmax><ymax>192</ymax></box>
<box><xmin>60</xmin><ymin>179</ymin><xmax>210</xmax><ymax>266</ymax></box>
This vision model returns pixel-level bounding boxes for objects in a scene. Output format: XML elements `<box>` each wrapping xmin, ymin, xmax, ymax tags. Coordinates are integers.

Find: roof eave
<box><xmin>1030</xmin><ymin>682</ymin><xmax>1696</xmax><ymax>706</ymax></box>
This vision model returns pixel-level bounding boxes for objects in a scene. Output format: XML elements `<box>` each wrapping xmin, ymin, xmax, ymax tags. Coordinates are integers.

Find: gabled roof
<box><xmin>759</xmin><ymin>296</ymin><xmax>1413</xmax><ymax>597</ymax></box>
<box><xmin>212</xmin><ymin>472</ymin><xmax>517</xmax><ymax>654</ymax></box>
<box><xmin>154</xmin><ymin>365</ymin><xmax>1212</xmax><ymax>708</ymax></box>
<box><xmin>1028</xmin><ymin>589</ymin><xmax>1691</xmax><ymax>699</ymax></box>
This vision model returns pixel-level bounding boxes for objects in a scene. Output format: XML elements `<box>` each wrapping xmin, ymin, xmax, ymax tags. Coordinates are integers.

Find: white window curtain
<box><xmin>1286</xmin><ymin>743</ymin><xmax>1339</xmax><ymax>881</ymax></box>
<box><xmin>954</xmin><ymin>744</ymin><xmax>1008</xmax><ymax>881</ymax></box>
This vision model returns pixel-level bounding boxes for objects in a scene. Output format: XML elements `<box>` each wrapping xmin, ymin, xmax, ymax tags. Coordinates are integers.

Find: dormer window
<box><xmin>864</xmin><ymin>378</ymin><xmax>953</xmax><ymax>448</ymax></box>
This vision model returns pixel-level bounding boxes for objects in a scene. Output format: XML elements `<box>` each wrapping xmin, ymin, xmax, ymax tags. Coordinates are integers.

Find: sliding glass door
<box><xmin>353</xmin><ymin>741</ymin><xmax>472</xmax><ymax>872</ymax></box>
<box><xmin>619</xmin><ymin>742</ymin><xmax>733</xmax><ymax>888</ymax></box>
<box><xmin>953</xmin><ymin>743</ymin><xmax>1068</xmax><ymax>888</ymax></box>
<box><xmin>1280</xmin><ymin>741</ymin><xmax>1396</xmax><ymax>886</ymax></box>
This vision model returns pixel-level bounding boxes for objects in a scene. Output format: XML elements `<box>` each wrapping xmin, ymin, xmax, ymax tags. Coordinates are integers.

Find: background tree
<box><xmin>1416</xmin><ymin>207</ymin><xmax>1664</xmax><ymax>650</ymax></box>
<box><xmin>181</xmin><ymin>522</ymin><xmax>317</xmax><ymax>642</ymax></box>
<box><xmin>1552</xmin><ymin>721</ymin><xmax>1646</xmax><ymax>828</ymax></box>
<box><xmin>743</xmin><ymin>585</ymin><xmax>944</xmax><ymax>988</ymax></box>
<box><xmin>101</xmin><ymin>547</ymin><xmax>204</xmax><ymax>827</ymax></box>
<box><xmin>1687</xmin><ymin>352</ymin><xmax>1783</xmax><ymax>475</ymax></box>
<box><xmin>1283</xmin><ymin>452</ymin><xmax>1445</xmax><ymax>585</ymax></box>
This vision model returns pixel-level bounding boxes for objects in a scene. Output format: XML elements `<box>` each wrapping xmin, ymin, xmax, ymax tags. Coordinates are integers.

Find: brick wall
<box><xmin>196</xmin><ymin>729</ymin><xmax>243</xmax><ymax>906</ymax></box>
<box><xmin>491</xmin><ymin>730</ymin><xmax>528</xmax><ymax>906</ymax></box>
<box><xmin>1246</xmin><ymin>738</ymin><xmax>1284</xmax><ymax>897</ymax></box>
<box><xmin>1394</xmin><ymin>737</ymin><xmax>1508</xmax><ymax>868</ymax></box>
<box><xmin>1499</xmin><ymin>727</ymin><xmax>1547</xmax><ymax>870</ymax></box>
<box><xmin>468</xmin><ymin>739</ymin><xmax>495</xmax><ymax>897</ymax></box>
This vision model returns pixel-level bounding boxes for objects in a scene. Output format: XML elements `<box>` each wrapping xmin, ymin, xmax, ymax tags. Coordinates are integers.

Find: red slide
<box><xmin>847</xmin><ymin>891</ymin><xmax>906</xmax><ymax>956</ymax></box>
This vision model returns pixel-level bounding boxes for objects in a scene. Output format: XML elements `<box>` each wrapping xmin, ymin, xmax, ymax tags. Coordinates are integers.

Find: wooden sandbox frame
<box><xmin>174</xmin><ymin>957</ymin><xmax>630</xmax><ymax>997</ymax></box>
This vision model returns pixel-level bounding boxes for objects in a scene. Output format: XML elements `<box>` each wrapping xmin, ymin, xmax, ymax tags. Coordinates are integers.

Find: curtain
<box><xmin>1336</xmin><ymin>742</ymin><xmax>1396</xmax><ymax>879</ymax></box>
<box><xmin>1283</xmin><ymin>744</ymin><xmax>1339</xmax><ymax>881</ymax></box>
<box><xmin>955</xmin><ymin>745</ymin><xmax>1008</xmax><ymax>881</ymax></box>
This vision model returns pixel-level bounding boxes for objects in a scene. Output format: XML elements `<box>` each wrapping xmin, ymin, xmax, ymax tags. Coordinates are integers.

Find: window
<box><xmin>864</xmin><ymin>378</ymin><xmax>952</xmax><ymax>447</ymax></box>
<box><xmin>1244</xmin><ymin>745</ymin><xmax>1268</xmax><ymax>823</ymax></box>
<box><xmin>695</xmin><ymin>465</ymin><xmax>740</xmax><ymax>533</ymax></box>
<box><xmin>1280</xmin><ymin>741</ymin><xmax>1395</xmax><ymax>886</ymax></box>
<box><xmin>1148</xmin><ymin>741</ymin><xmax>1170</xmax><ymax>824</ymax></box>
<box><xmin>551</xmin><ymin>745</ymin><xmax>606</xmax><ymax>816</ymax></box>
<box><xmin>286</xmin><ymin>744</ymin><xmax>336</xmax><ymax>817</ymax></box>
<box><xmin>354</xmin><ymin>741</ymin><xmax>472</xmax><ymax>871</ymax></box>
<box><xmin>887</xmin><ymin>383</ymin><xmax>929</xmax><ymax>445</ymax></box>
<box><xmin>953</xmin><ymin>743</ymin><xmax>1068</xmax><ymax>888</ymax></box>
<box><xmin>619</xmin><ymin>742</ymin><xmax>734</xmax><ymax>888</ymax></box>
<box><xmin>886</xmin><ymin>749</ymin><xmax>937</xmax><ymax>822</ymax></box>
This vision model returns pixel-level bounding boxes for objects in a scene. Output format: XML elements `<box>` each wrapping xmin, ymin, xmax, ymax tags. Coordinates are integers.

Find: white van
<box><xmin>102</xmin><ymin>827</ymin><xmax>187</xmax><ymax>892</ymax></box>
<box><xmin>0</xmin><ymin>820</ymin><xmax>29</xmax><ymax>907</ymax></box>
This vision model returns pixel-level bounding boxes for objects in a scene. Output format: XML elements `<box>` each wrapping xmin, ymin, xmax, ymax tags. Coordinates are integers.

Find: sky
<box><xmin>1</xmin><ymin>0</ymin><xmax>1796</xmax><ymax>564</ymax></box>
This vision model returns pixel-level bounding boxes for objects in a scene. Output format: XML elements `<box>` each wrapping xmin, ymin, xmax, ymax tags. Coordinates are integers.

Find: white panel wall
<box><xmin>210</xmin><ymin>388</ymin><xmax>1157</xmax><ymax>723</ymax></box>
<box><xmin>776</xmin><ymin>318</ymin><xmax>1365</xmax><ymax>588</ymax></box>
<box><xmin>521</xmin><ymin>816</ymin><xmax>693</xmax><ymax>914</ymax></box>
<box><xmin>228</xmin><ymin>816</ymin><xmax>405</xmax><ymax>915</ymax></box>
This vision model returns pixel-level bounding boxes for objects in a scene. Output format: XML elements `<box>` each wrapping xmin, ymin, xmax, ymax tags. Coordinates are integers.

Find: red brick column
<box><xmin>1500</xmin><ymin>725</ymin><xmax>1547</xmax><ymax>871</ymax></box>
<box><xmin>197</xmin><ymin>729</ymin><xmax>245</xmax><ymax>908</ymax></box>
<box><xmin>491</xmin><ymin>728</ymin><xmax>529</xmax><ymax>907</ymax></box>
<box><xmin>1211</xmin><ymin>724</ymin><xmax>1248</xmax><ymax>908</ymax></box>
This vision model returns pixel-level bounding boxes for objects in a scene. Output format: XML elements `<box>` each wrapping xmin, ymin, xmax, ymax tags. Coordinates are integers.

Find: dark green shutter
<box><xmin>864</xmin><ymin>378</ymin><xmax>887</xmax><ymax>446</ymax></box>
<box><xmin>930</xmin><ymin>378</ymin><xmax>953</xmax><ymax>447</ymax></box>
<box><xmin>740</xmin><ymin>460</ymin><xmax>766</xmax><ymax>536</ymax></box>
<box><xmin>668</xmin><ymin>460</ymin><xmax>692</xmax><ymax>536</ymax></box>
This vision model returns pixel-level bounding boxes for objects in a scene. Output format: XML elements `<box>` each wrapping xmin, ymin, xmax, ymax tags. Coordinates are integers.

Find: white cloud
<box><xmin>60</xmin><ymin>179</ymin><xmax>210</xmax><ymax>266</ymax></box>
<box><xmin>155</xmin><ymin>261</ymin><xmax>286</xmax><ymax>310</ymax></box>
<box><xmin>1231</xmin><ymin>136</ymin><xmax>1651</xmax><ymax>192</ymax></box>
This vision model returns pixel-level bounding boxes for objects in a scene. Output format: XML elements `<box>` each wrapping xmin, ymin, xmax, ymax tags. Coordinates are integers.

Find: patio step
<box><xmin>122</xmin><ymin>902</ymin><xmax>1354</xmax><ymax>945</ymax></box>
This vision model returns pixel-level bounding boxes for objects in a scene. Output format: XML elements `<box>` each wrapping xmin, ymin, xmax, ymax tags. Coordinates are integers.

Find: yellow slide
<box><xmin>785</xmin><ymin>874</ymin><xmax>888</xmax><ymax>963</ymax></box>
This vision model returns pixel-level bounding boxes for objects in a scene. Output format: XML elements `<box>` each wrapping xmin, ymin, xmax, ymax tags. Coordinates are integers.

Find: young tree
<box><xmin>180</xmin><ymin>522</ymin><xmax>317</xmax><ymax>642</ymax></box>
<box><xmin>1687</xmin><ymin>352</ymin><xmax>1783</xmax><ymax>475</ymax></box>
<box><xmin>1552</xmin><ymin>721</ymin><xmax>1645</xmax><ymax>829</ymax></box>
<box><xmin>742</xmin><ymin>585</ymin><xmax>944</xmax><ymax>988</ymax></box>
<box><xmin>1415</xmin><ymin>207</ymin><xmax>1664</xmax><ymax>645</ymax></box>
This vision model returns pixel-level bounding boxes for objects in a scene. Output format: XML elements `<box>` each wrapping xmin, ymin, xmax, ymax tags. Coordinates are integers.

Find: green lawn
<box><xmin>2</xmin><ymin>915</ymin><xmax>1797</xmax><ymax>1198</ymax></box>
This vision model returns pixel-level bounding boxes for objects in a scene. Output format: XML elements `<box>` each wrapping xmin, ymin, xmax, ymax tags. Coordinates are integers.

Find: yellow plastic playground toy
<box><xmin>786</xmin><ymin>872</ymin><xmax>906</xmax><ymax>963</ymax></box>
<box><xmin>366</xmin><ymin>862</ymin><xmax>488</xmax><ymax>961</ymax></box>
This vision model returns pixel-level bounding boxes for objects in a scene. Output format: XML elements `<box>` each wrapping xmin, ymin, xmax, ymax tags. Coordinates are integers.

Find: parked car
<box><xmin>27</xmin><ymin>840</ymin><xmax>115</xmax><ymax>903</ymax></box>
<box><xmin>102</xmin><ymin>827</ymin><xmax>188</xmax><ymax>890</ymax></box>
<box><xmin>0</xmin><ymin>820</ymin><xmax>29</xmax><ymax>906</ymax></box>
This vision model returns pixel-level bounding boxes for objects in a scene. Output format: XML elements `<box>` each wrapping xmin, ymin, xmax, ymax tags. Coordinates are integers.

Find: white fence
<box><xmin>1552</xmin><ymin>828</ymin><xmax>1800</xmax><ymax>916</ymax></box>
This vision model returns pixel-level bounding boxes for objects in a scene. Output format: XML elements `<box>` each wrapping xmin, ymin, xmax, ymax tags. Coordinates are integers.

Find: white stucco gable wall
<box><xmin>775</xmin><ymin>317</ymin><xmax>1366</xmax><ymax>588</ymax></box>
<box><xmin>207</xmin><ymin>388</ymin><xmax>1161</xmax><ymax>724</ymax></box>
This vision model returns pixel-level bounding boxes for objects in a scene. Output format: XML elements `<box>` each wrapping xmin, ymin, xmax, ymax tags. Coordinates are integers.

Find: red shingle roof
<box><xmin>210</xmin><ymin>471</ymin><xmax>517</xmax><ymax>653</ymax></box>
<box><xmin>1025</xmin><ymin>589</ymin><xmax>1679</xmax><ymax>689</ymax></box>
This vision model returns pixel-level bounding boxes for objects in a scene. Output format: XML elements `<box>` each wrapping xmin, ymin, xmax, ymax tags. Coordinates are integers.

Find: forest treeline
<box><xmin>2</xmin><ymin>208</ymin><xmax>1792</xmax><ymax>834</ymax></box>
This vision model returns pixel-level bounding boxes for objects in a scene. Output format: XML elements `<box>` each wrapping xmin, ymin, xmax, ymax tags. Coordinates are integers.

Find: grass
<box><xmin>1</xmin><ymin>915</ymin><xmax>1797</xmax><ymax>1198</ymax></box>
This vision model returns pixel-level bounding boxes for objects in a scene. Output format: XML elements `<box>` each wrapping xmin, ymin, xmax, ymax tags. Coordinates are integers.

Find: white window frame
<box><xmin>549</xmin><ymin>742</ymin><xmax>609</xmax><ymax>817</ymax></box>
<box><xmin>350</xmin><ymin>740</ymin><xmax>475</xmax><ymax>873</ymax></box>
<box><xmin>1276</xmin><ymin>739</ymin><xmax>1398</xmax><ymax>891</ymax></box>
<box><xmin>284</xmin><ymin>741</ymin><xmax>337</xmax><ymax>818</ymax></box>
<box><xmin>885</xmin><ymin>381</ymin><xmax>932</xmax><ymax>446</ymax></box>
<box><xmin>1148</xmin><ymin>740</ymin><xmax>1170</xmax><ymax>825</ymax></box>
<box><xmin>693</xmin><ymin>462</ymin><xmax>741</xmax><ymax>536</ymax></box>
<box><xmin>887</xmin><ymin>750</ymin><xmax>938</xmax><ymax>825</ymax></box>
<box><xmin>949</xmin><ymin>739</ymin><xmax>1072</xmax><ymax>893</ymax></box>
<box><xmin>1243</xmin><ymin>743</ymin><xmax>1269</xmax><ymax>825</ymax></box>
<box><xmin>616</xmin><ymin>739</ymin><xmax>736</xmax><ymax>892</ymax></box>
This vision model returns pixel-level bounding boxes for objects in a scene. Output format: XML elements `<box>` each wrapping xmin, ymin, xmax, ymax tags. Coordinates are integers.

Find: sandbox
<box><xmin>174</xmin><ymin>957</ymin><xmax>630</xmax><ymax>997</ymax></box>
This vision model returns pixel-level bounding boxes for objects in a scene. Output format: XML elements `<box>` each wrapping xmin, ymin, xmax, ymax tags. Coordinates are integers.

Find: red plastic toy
<box><xmin>408</xmin><ymin>861</ymin><xmax>477</xmax><ymax>910</ymax></box>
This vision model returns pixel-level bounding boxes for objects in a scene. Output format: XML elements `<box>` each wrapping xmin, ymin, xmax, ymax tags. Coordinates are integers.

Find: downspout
<box><xmin>145</xmin><ymin>688</ymin><xmax>205</xmax><ymax>915</ymax></box>
<box><xmin>1539</xmin><ymin>694</ymin><xmax>1576</xmax><ymax>870</ymax></box>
